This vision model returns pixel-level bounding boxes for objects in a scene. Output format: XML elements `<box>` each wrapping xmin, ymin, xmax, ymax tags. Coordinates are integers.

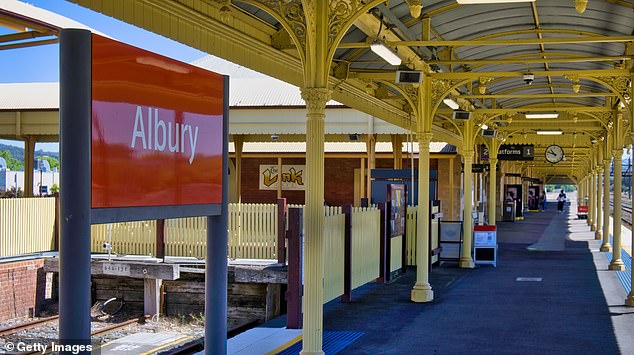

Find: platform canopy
<box><xmin>47</xmin><ymin>0</ymin><xmax>631</xmax><ymax>183</ymax></box>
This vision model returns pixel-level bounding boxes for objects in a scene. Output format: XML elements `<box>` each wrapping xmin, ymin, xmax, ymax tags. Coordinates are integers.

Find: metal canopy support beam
<box><xmin>58</xmin><ymin>29</ymin><xmax>91</xmax><ymax>345</ymax></box>
<box><xmin>205</xmin><ymin>76</ymin><xmax>230</xmax><ymax>355</ymax></box>
<box><xmin>426</xmin><ymin>56</ymin><xmax>632</xmax><ymax>65</ymax></box>
<box><xmin>353</xmin><ymin>69</ymin><xmax>628</xmax><ymax>81</ymax></box>
<box><xmin>337</xmin><ymin>36</ymin><xmax>634</xmax><ymax>49</ymax></box>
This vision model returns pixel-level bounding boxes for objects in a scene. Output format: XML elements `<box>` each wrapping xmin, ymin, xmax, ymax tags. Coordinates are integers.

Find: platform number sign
<box><xmin>498</xmin><ymin>145</ymin><xmax>534</xmax><ymax>161</ymax></box>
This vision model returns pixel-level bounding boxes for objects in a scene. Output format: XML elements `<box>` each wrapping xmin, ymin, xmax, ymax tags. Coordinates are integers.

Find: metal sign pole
<box><xmin>59</xmin><ymin>29</ymin><xmax>92</xmax><ymax>344</ymax></box>
<box><xmin>205</xmin><ymin>76</ymin><xmax>230</xmax><ymax>354</ymax></box>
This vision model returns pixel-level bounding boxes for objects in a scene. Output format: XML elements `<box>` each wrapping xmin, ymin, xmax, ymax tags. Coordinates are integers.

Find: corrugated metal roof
<box><xmin>229</xmin><ymin>78</ymin><xmax>342</xmax><ymax>107</ymax></box>
<box><xmin>329</xmin><ymin>0</ymin><xmax>634</xmax><ymax>110</ymax></box>
<box><xmin>229</xmin><ymin>142</ymin><xmax>455</xmax><ymax>154</ymax></box>
<box><xmin>0</xmin><ymin>82</ymin><xmax>58</xmax><ymax>110</ymax></box>
<box><xmin>192</xmin><ymin>55</ymin><xmax>343</xmax><ymax>107</ymax></box>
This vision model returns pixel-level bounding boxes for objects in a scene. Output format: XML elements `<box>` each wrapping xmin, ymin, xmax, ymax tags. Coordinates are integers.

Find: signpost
<box><xmin>60</xmin><ymin>30</ymin><xmax>228</xmax><ymax>354</ymax></box>
<box><xmin>472</xmin><ymin>164</ymin><xmax>490</xmax><ymax>173</ymax></box>
<box><xmin>498</xmin><ymin>144</ymin><xmax>534</xmax><ymax>161</ymax></box>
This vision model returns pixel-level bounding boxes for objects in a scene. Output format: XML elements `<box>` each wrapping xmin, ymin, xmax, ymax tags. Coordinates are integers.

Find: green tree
<box><xmin>40</xmin><ymin>156</ymin><xmax>59</xmax><ymax>170</ymax></box>
<box><xmin>0</xmin><ymin>150</ymin><xmax>24</xmax><ymax>170</ymax></box>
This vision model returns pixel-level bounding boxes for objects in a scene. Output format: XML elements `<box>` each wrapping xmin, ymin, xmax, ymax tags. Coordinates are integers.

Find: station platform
<box><xmin>228</xmin><ymin>203</ymin><xmax>634</xmax><ymax>354</ymax></box>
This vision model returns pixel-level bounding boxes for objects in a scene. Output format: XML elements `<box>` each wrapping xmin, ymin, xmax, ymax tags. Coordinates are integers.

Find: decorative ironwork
<box><xmin>328</xmin><ymin>0</ymin><xmax>365</xmax><ymax>49</ymax></box>
<box><xmin>431</xmin><ymin>79</ymin><xmax>463</xmax><ymax>107</ymax></box>
<box><xmin>249</xmin><ymin>0</ymin><xmax>307</xmax><ymax>50</ymax></box>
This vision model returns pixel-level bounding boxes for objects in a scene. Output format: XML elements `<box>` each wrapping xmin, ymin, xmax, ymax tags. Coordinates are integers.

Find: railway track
<box><xmin>0</xmin><ymin>315</ymin><xmax>147</xmax><ymax>338</ymax></box>
<box><xmin>609</xmin><ymin>199</ymin><xmax>632</xmax><ymax>226</ymax></box>
<box><xmin>0</xmin><ymin>315</ymin><xmax>59</xmax><ymax>337</ymax></box>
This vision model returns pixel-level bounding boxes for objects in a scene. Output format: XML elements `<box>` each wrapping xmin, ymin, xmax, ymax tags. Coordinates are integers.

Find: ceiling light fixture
<box><xmin>456</xmin><ymin>0</ymin><xmax>535</xmax><ymax>4</ymax></box>
<box><xmin>443</xmin><ymin>98</ymin><xmax>460</xmax><ymax>110</ymax></box>
<box><xmin>536</xmin><ymin>130</ymin><xmax>563</xmax><ymax>135</ymax></box>
<box><xmin>481</xmin><ymin>124</ymin><xmax>489</xmax><ymax>130</ymax></box>
<box><xmin>525</xmin><ymin>113</ymin><xmax>559</xmax><ymax>119</ymax></box>
<box><xmin>370</xmin><ymin>41</ymin><xmax>402</xmax><ymax>65</ymax></box>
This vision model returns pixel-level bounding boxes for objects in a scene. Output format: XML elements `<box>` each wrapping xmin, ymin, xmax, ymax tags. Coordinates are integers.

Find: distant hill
<box><xmin>0</xmin><ymin>142</ymin><xmax>59</xmax><ymax>169</ymax></box>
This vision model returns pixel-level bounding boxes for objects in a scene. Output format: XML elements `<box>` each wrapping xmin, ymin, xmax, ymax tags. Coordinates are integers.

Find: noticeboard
<box><xmin>474</xmin><ymin>226</ymin><xmax>497</xmax><ymax>247</ymax></box>
<box><xmin>387</xmin><ymin>184</ymin><xmax>406</xmax><ymax>237</ymax></box>
<box><xmin>90</xmin><ymin>34</ymin><xmax>227</xmax><ymax>223</ymax></box>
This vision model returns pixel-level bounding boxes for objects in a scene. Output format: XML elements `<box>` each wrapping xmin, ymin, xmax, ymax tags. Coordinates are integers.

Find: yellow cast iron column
<box><xmin>300</xmin><ymin>87</ymin><xmax>330</xmax><ymax>355</ymax></box>
<box><xmin>489</xmin><ymin>157</ymin><xmax>498</xmax><ymax>225</ymax></box>
<box><xmin>596</xmin><ymin>166</ymin><xmax>603</xmax><ymax>241</ymax></box>
<box><xmin>488</xmin><ymin>135</ymin><xmax>500</xmax><ymax>225</ymax></box>
<box><xmin>460</xmin><ymin>124</ymin><xmax>475</xmax><ymax>268</ymax></box>
<box><xmin>392</xmin><ymin>135</ymin><xmax>403</xmax><ymax>169</ymax></box>
<box><xmin>411</xmin><ymin>131</ymin><xmax>434</xmax><ymax>303</ymax></box>
<box><xmin>367</xmin><ymin>134</ymin><xmax>376</xmax><ymax>202</ymax></box>
<box><xmin>609</xmin><ymin>148</ymin><xmax>625</xmax><ymax>271</ymax></box>
<box><xmin>588</xmin><ymin>167</ymin><xmax>597</xmax><ymax>232</ymax></box>
<box><xmin>601</xmin><ymin>156</ymin><xmax>612</xmax><ymax>252</ymax></box>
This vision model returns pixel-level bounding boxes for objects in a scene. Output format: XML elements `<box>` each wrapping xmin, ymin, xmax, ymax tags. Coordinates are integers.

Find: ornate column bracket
<box><xmin>246</xmin><ymin>0</ymin><xmax>307</xmax><ymax>51</ymax></box>
<box><xmin>301</xmin><ymin>87</ymin><xmax>332</xmax><ymax>111</ymax></box>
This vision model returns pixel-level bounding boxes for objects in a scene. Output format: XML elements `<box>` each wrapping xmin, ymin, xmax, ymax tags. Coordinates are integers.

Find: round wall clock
<box><xmin>545</xmin><ymin>145</ymin><xmax>564</xmax><ymax>164</ymax></box>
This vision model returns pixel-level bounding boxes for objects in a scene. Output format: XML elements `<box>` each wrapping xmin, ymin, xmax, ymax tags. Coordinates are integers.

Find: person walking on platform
<box><xmin>557</xmin><ymin>190</ymin><xmax>566</xmax><ymax>214</ymax></box>
<box><xmin>539</xmin><ymin>191</ymin><xmax>546</xmax><ymax>212</ymax></box>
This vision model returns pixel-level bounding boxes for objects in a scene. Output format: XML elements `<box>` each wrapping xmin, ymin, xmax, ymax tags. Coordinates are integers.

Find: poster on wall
<box><xmin>505</xmin><ymin>184</ymin><xmax>523</xmax><ymax>218</ymax></box>
<box><xmin>387</xmin><ymin>184</ymin><xmax>407</xmax><ymax>237</ymax></box>
<box><xmin>528</xmin><ymin>186</ymin><xmax>540</xmax><ymax>211</ymax></box>
<box><xmin>259</xmin><ymin>165</ymin><xmax>305</xmax><ymax>191</ymax></box>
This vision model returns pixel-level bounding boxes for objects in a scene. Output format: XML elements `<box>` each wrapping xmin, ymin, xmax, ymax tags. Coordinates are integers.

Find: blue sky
<box><xmin>0</xmin><ymin>0</ymin><xmax>208</xmax><ymax>152</ymax></box>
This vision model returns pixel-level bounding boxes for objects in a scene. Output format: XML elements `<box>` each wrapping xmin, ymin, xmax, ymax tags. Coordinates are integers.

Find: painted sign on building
<box><xmin>259</xmin><ymin>165</ymin><xmax>305</xmax><ymax>191</ymax></box>
<box><xmin>91</xmin><ymin>34</ymin><xmax>225</xmax><ymax>211</ymax></box>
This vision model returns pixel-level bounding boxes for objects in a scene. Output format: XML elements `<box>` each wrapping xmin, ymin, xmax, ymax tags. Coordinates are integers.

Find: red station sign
<box><xmin>91</xmin><ymin>34</ymin><xmax>224</xmax><ymax>209</ymax></box>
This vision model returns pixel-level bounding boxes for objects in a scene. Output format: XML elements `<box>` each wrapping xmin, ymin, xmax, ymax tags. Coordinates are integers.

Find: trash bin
<box><xmin>503</xmin><ymin>201</ymin><xmax>516</xmax><ymax>222</ymax></box>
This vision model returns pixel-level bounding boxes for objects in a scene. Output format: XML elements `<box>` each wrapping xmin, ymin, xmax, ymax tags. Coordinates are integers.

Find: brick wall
<box><xmin>238</xmin><ymin>156</ymin><xmax>447</xmax><ymax>206</ymax></box>
<box><xmin>237</xmin><ymin>158</ymin><xmax>438</xmax><ymax>206</ymax></box>
<box><xmin>0</xmin><ymin>259</ymin><xmax>52</xmax><ymax>322</ymax></box>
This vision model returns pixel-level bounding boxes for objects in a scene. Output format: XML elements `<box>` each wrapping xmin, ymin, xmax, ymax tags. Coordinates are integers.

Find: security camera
<box><xmin>270</xmin><ymin>134</ymin><xmax>280</xmax><ymax>141</ymax></box>
<box><xmin>102</xmin><ymin>242</ymin><xmax>112</xmax><ymax>252</ymax></box>
<box><xmin>523</xmin><ymin>73</ymin><xmax>534</xmax><ymax>85</ymax></box>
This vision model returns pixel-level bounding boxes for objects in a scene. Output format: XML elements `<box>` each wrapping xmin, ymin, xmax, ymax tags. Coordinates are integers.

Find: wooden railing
<box><xmin>90</xmin><ymin>203</ymin><xmax>279</xmax><ymax>260</ymax></box>
<box><xmin>351</xmin><ymin>206</ymin><xmax>381</xmax><ymax>289</ymax></box>
<box><xmin>404</xmin><ymin>204</ymin><xmax>440</xmax><ymax>266</ymax></box>
<box><xmin>91</xmin><ymin>221</ymin><xmax>156</xmax><ymax>256</ymax></box>
<box><xmin>166</xmin><ymin>217</ymin><xmax>206</xmax><ymax>259</ymax></box>
<box><xmin>228</xmin><ymin>203</ymin><xmax>278</xmax><ymax>260</ymax></box>
<box><xmin>0</xmin><ymin>197</ymin><xmax>56</xmax><ymax>258</ymax></box>
<box><xmin>323</xmin><ymin>207</ymin><xmax>345</xmax><ymax>303</ymax></box>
